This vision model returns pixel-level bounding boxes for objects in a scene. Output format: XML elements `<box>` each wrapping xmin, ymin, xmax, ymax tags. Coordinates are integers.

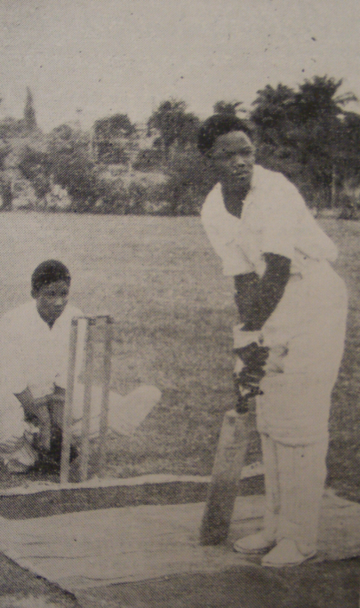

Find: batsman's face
<box><xmin>210</xmin><ymin>131</ymin><xmax>256</xmax><ymax>191</ymax></box>
<box><xmin>33</xmin><ymin>280</ymin><xmax>70</xmax><ymax>326</ymax></box>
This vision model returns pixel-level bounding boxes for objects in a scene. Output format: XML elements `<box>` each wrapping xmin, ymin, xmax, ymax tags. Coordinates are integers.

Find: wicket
<box><xmin>60</xmin><ymin>315</ymin><xmax>114</xmax><ymax>484</ymax></box>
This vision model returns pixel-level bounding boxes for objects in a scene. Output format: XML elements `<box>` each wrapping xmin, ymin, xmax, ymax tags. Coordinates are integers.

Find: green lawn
<box><xmin>0</xmin><ymin>213</ymin><xmax>359</xmax><ymax>499</ymax></box>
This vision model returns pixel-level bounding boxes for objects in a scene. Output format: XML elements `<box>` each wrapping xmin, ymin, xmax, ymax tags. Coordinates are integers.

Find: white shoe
<box><xmin>2</xmin><ymin>441</ymin><xmax>37</xmax><ymax>473</ymax></box>
<box><xmin>261</xmin><ymin>538</ymin><xmax>316</xmax><ymax>568</ymax></box>
<box><xmin>233</xmin><ymin>531</ymin><xmax>275</xmax><ymax>554</ymax></box>
<box><xmin>5</xmin><ymin>459</ymin><xmax>31</xmax><ymax>474</ymax></box>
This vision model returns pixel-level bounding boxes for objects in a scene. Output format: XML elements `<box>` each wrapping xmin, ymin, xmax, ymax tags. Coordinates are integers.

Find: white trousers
<box><xmin>257</xmin><ymin>261</ymin><xmax>347</xmax><ymax>444</ymax></box>
<box><xmin>0</xmin><ymin>384</ymin><xmax>161</xmax><ymax>465</ymax></box>
<box><xmin>70</xmin><ymin>383</ymin><xmax>161</xmax><ymax>437</ymax></box>
<box><xmin>261</xmin><ymin>432</ymin><xmax>328</xmax><ymax>555</ymax></box>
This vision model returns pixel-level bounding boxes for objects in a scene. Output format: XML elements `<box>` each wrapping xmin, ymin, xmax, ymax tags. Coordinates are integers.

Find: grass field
<box><xmin>0</xmin><ymin>212</ymin><xmax>359</xmax><ymax>500</ymax></box>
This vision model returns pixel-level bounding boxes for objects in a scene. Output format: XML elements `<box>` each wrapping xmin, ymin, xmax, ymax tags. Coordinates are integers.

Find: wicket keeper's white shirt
<box><xmin>201</xmin><ymin>164</ymin><xmax>338</xmax><ymax>277</ymax></box>
<box><xmin>0</xmin><ymin>301</ymin><xmax>161</xmax><ymax>444</ymax></box>
<box><xmin>0</xmin><ymin>300</ymin><xmax>83</xmax><ymax>398</ymax></box>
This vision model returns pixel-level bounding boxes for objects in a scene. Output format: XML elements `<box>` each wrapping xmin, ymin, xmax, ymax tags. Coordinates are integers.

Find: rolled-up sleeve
<box><xmin>0</xmin><ymin>330</ymin><xmax>28</xmax><ymax>443</ymax></box>
<box><xmin>258</xmin><ymin>180</ymin><xmax>300</xmax><ymax>261</ymax></box>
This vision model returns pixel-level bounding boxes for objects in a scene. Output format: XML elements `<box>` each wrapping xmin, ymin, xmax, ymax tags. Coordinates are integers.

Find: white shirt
<box><xmin>201</xmin><ymin>165</ymin><xmax>338</xmax><ymax>277</ymax></box>
<box><xmin>0</xmin><ymin>302</ymin><xmax>162</xmax><ymax>444</ymax></box>
<box><xmin>0</xmin><ymin>300</ymin><xmax>83</xmax><ymax>397</ymax></box>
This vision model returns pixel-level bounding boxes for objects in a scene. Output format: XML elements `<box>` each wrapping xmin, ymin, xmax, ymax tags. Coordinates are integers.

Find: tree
<box><xmin>19</xmin><ymin>147</ymin><xmax>51</xmax><ymax>199</ymax></box>
<box><xmin>24</xmin><ymin>87</ymin><xmax>37</xmax><ymax>132</ymax></box>
<box><xmin>160</xmin><ymin>148</ymin><xmax>216</xmax><ymax>215</ymax></box>
<box><xmin>291</xmin><ymin>77</ymin><xmax>356</xmax><ymax>205</ymax></box>
<box><xmin>213</xmin><ymin>100</ymin><xmax>245</xmax><ymax>116</ymax></box>
<box><xmin>251</xmin><ymin>84</ymin><xmax>296</xmax><ymax>147</ymax></box>
<box><xmin>147</xmin><ymin>99</ymin><xmax>200</xmax><ymax>159</ymax></box>
<box><xmin>47</xmin><ymin>124</ymin><xmax>98</xmax><ymax>211</ymax></box>
<box><xmin>338</xmin><ymin>111</ymin><xmax>360</xmax><ymax>176</ymax></box>
<box><xmin>93</xmin><ymin>114</ymin><xmax>136</xmax><ymax>140</ymax></box>
<box><xmin>0</xmin><ymin>117</ymin><xmax>28</xmax><ymax>139</ymax></box>
<box><xmin>93</xmin><ymin>114</ymin><xmax>136</xmax><ymax>164</ymax></box>
<box><xmin>0</xmin><ymin>142</ymin><xmax>11</xmax><ymax>169</ymax></box>
<box><xmin>251</xmin><ymin>76</ymin><xmax>357</xmax><ymax>206</ymax></box>
<box><xmin>292</xmin><ymin>76</ymin><xmax>356</xmax><ymax>123</ymax></box>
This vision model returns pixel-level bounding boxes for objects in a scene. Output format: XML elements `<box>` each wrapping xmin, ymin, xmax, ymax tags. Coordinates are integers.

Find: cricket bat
<box><xmin>200</xmin><ymin>408</ymin><xmax>250</xmax><ymax>545</ymax></box>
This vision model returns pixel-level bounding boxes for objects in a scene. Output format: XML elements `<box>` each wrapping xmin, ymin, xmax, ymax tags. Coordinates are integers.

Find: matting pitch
<box><xmin>0</xmin><ymin>489</ymin><xmax>359</xmax><ymax>592</ymax></box>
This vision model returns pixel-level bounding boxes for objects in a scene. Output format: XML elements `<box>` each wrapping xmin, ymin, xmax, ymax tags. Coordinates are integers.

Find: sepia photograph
<box><xmin>0</xmin><ymin>0</ymin><xmax>359</xmax><ymax>606</ymax></box>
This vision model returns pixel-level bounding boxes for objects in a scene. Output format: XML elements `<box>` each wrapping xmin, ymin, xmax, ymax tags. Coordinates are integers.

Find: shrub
<box><xmin>94</xmin><ymin>179</ymin><xmax>129</xmax><ymax>214</ymax></box>
<box><xmin>96</xmin><ymin>142</ymin><xmax>130</xmax><ymax>165</ymax></box>
<box><xmin>162</xmin><ymin>147</ymin><xmax>216</xmax><ymax>215</ymax></box>
<box><xmin>132</xmin><ymin>149</ymin><xmax>163</xmax><ymax>172</ymax></box>
<box><xmin>18</xmin><ymin>146</ymin><xmax>52</xmax><ymax>199</ymax></box>
<box><xmin>47</xmin><ymin>125</ymin><xmax>99</xmax><ymax>212</ymax></box>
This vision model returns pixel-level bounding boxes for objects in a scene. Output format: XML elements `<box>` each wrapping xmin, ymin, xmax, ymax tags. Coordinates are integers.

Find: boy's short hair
<box><xmin>31</xmin><ymin>260</ymin><xmax>71</xmax><ymax>293</ymax></box>
<box><xmin>198</xmin><ymin>114</ymin><xmax>255</xmax><ymax>156</ymax></box>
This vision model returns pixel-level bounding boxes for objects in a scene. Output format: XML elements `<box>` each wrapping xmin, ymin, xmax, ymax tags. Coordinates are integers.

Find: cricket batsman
<box><xmin>198</xmin><ymin>114</ymin><xmax>348</xmax><ymax>567</ymax></box>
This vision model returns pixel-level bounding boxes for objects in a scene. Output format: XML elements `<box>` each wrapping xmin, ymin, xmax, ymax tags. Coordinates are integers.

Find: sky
<box><xmin>0</xmin><ymin>0</ymin><xmax>359</xmax><ymax>132</ymax></box>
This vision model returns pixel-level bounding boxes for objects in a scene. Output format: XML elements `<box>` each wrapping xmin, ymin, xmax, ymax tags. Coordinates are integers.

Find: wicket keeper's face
<box><xmin>32</xmin><ymin>280</ymin><xmax>70</xmax><ymax>325</ymax></box>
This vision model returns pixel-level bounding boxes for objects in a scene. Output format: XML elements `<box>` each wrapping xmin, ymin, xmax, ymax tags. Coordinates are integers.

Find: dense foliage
<box><xmin>252</xmin><ymin>77</ymin><xmax>358</xmax><ymax>208</ymax></box>
<box><xmin>1</xmin><ymin>77</ymin><xmax>360</xmax><ymax>214</ymax></box>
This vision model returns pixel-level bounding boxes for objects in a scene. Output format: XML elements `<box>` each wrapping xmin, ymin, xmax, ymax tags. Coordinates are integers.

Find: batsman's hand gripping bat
<box><xmin>233</xmin><ymin>342</ymin><xmax>269</xmax><ymax>413</ymax></box>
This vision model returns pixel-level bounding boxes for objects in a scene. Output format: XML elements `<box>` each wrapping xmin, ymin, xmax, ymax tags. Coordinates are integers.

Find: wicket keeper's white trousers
<box><xmin>0</xmin><ymin>383</ymin><xmax>161</xmax><ymax>455</ymax></box>
<box><xmin>70</xmin><ymin>383</ymin><xmax>161</xmax><ymax>437</ymax></box>
<box><xmin>261</xmin><ymin>433</ymin><xmax>328</xmax><ymax>555</ymax></box>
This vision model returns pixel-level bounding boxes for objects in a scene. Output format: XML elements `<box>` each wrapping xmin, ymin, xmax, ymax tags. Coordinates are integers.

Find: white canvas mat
<box><xmin>0</xmin><ymin>490</ymin><xmax>358</xmax><ymax>592</ymax></box>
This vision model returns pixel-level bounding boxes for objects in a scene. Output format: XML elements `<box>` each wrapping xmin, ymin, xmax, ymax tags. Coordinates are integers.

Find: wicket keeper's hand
<box><xmin>31</xmin><ymin>403</ymin><xmax>52</xmax><ymax>452</ymax></box>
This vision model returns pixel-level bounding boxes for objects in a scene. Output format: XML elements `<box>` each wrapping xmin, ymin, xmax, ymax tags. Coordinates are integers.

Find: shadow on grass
<box><xmin>77</xmin><ymin>558</ymin><xmax>360</xmax><ymax>608</ymax></box>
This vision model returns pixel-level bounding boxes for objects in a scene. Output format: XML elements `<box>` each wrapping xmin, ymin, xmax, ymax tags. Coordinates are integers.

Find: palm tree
<box><xmin>213</xmin><ymin>100</ymin><xmax>245</xmax><ymax>116</ymax></box>
<box><xmin>24</xmin><ymin>87</ymin><xmax>37</xmax><ymax>132</ymax></box>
